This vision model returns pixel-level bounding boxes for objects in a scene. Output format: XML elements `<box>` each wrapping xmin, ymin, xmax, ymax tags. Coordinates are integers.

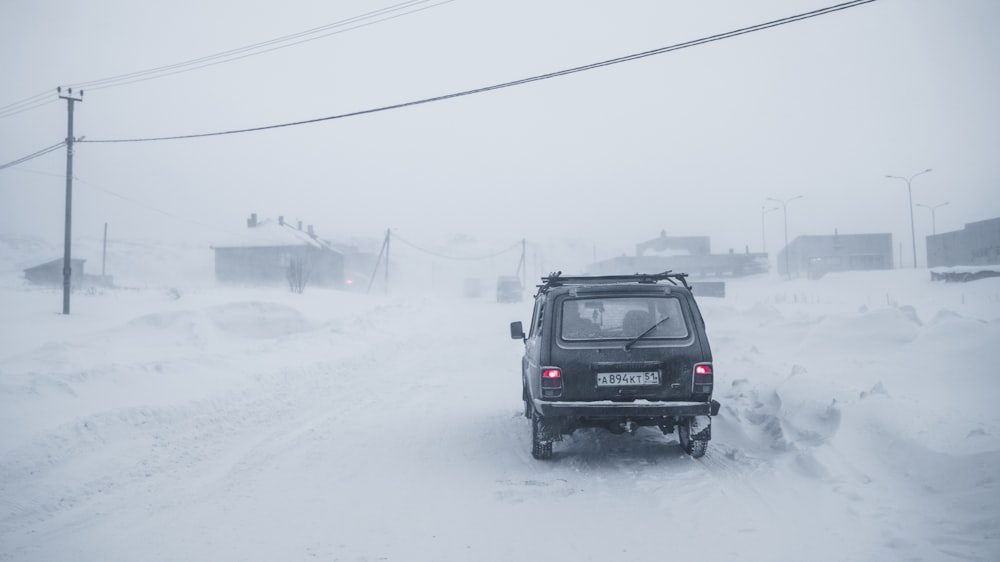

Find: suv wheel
<box><xmin>531</xmin><ymin>412</ymin><xmax>553</xmax><ymax>460</ymax></box>
<box><xmin>522</xmin><ymin>385</ymin><xmax>532</xmax><ymax>419</ymax></box>
<box><xmin>678</xmin><ymin>422</ymin><xmax>708</xmax><ymax>458</ymax></box>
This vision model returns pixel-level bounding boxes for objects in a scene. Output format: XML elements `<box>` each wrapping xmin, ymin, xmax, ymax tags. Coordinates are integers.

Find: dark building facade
<box><xmin>926</xmin><ymin>217</ymin><xmax>1000</xmax><ymax>268</ymax></box>
<box><xmin>777</xmin><ymin>232</ymin><xmax>893</xmax><ymax>279</ymax></box>
<box><xmin>24</xmin><ymin>258</ymin><xmax>86</xmax><ymax>286</ymax></box>
<box><xmin>636</xmin><ymin>231</ymin><xmax>711</xmax><ymax>256</ymax></box>
<box><xmin>590</xmin><ymin>232</ymin><xmax>768</xmax><ymax>279</ymax></box>
<box><xmin>211</xmin><ymin>215</ymin><xmax>344</xmax><ymax>288</ymax></box>
<box><xmin>23</xmin><ymin>258</ymin><xmax>113</xmax><ymax>288</ymax></box>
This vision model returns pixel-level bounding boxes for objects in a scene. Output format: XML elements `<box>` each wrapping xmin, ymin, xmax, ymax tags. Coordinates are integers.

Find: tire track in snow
<box><xmin>0</xmin><ymin>300</ymin><xmax>414</xmax><ymax>551</ymax></box>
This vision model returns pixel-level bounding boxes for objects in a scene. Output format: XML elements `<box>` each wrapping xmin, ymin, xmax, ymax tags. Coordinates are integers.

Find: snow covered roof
<box><xmin>210</xmin><ymin>219</ymin><xmax>338</xmax><ymax>252</ymax></box>
<box><xmin>24</xmin><ymin>257</ymin><xmax>86</xmax><ymax>272</ymax></box>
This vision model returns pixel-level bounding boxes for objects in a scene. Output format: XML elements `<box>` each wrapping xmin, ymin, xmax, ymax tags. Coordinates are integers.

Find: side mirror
<box><xmin>510</xmin><ymin>321</ymin><xmax>525</xmax><ymax>341</ymax></box>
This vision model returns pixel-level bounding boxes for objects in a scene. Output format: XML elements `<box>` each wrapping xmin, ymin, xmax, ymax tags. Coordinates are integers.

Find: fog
<box><xmin>2</xmin><ymin>239</ymin><xmax>999</xmax><ymax>560</ymax></box>
<box><xmin>2</xmin><ymin>0</ymin><xmax>999</xmax><ymax>265</ymax></box>
<box><xmin>3</xmin><ymin>4</ymin><xmax>1000</xmax><ymax>558</ymax></box>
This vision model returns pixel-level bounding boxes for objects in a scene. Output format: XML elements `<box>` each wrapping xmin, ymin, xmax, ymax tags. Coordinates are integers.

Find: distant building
<box><xmin>926</xmin><ymin>217</ymin><xmax>1000</xmax><ymax>268</ymax></box>
<box><xmin>590</xmin><ymin>231</ymin><xmax>768</xmax><ymax>279</ymax></box>
<box><xmin>23</xmin><ymin>258</ymin><xmax>113</xmax><ymax>288</ymax></box>
<box><xmin>636</xmin><ymin>231</ymin><xmax>711</xmax><ymax>256</ymax></box>
<box><xmin>210</xmin><ymin>214</ymin><xmax>344</xmax><ymax>288</ymax></box>
<box><xmin>777</xmin><ymin>231</ymin><xmax>893</xmax><ymax>279</ymax></box>
<box><xmin>24</xmin><ymin>258</ymin><xmax>86</xmax><ymax>286</ymax></box>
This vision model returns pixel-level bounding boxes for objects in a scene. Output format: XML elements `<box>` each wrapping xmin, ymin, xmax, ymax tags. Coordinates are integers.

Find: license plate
<box><xmin>596</xmin><ymin>371</ymin><xmax>661</xmax><ymax>387</ymax></box>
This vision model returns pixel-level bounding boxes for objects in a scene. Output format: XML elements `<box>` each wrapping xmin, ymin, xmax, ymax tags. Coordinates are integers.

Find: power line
<box><xmin>0</xmin><ymin>98</ymin><xmax>59</xmax><ymax>120</ymax></box>
<box><xmin>392</xmin><ymin>232</ymin><xmax>521</xmax><ymax>261</ymax></box>
<box><xmin>76</xmin><ymin>0</ymin><xmax>455</xmax><ymax>92</ymax></box>
<box><xmin>0</xmin><ymin>0</ymin><xmax>455</xmax><ymax>120</ymax></box>
<box><xmin>0</xmin><ymin>90</ymin><xmax>56</xmax><ymax>119</ymax></box>
<box><xmin>0</xmin><ymin>142</ymin><xmax>65</xmax><ymax>171</ymax></box>
<box><xmin>0</xmin><ymin>166</ymin><xmax>64</xmax><ymax>179</ymax></box>
<box><xmin>0</xmin><ymin>89</ymin><xmax>51</xmax><ymax>113</ymax></box>
<box><xmin>72</xmin><ymin>175</ymin><xmax>261</xmax><ymax>239</ymax></box>
<box><xmin>80</xmin><ymin>0</ymin><xmax>878</xmax><ymax>144</ymax></box>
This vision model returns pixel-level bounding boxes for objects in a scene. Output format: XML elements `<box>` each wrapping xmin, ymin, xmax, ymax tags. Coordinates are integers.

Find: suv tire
<box><xmin>531</xmin><ymin>412</ymin><xmax>553</xmax><ymax>460</ymax></box>
<box><xmin>678</xmin><ymin>422</ymin><xmax>708</xmax><ymax>458</ymax></box>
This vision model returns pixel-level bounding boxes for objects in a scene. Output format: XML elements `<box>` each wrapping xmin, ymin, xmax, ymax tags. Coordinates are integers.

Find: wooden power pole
<box><xmin>366</xmin><ymin>229</ymin><xmax>392</xmax><ymax>295</ymax></box>
<box><xmin>58</xmin><ymin>86</ymin><xmax>83</xmax><ymax>315</ymax></box>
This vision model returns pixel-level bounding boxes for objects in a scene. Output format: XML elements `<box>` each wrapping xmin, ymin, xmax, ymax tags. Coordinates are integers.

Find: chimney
<box><xmin>247</xmin><ymin>213</ymin><xmax>257</xmax><ymax>228</ymax></box>
<box><xmin>297</xmin><ymin>220</ymin><xmax>303</xmax><ymax>231</ymax></box>
<box><xmin>308</xmin><ymin>225</ymin><xmax>315</xmax><ymax>238</ymax></box>
<box><xmin>279</xmin><ymin>216</ymin><xmax>284</xmax><ymax>226</ymax></box>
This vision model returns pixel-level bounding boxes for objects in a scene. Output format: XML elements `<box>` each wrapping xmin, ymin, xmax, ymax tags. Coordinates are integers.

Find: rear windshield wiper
<box><xmin>624</xmin><ymin>316</ymin><xmax>670</xmax><ymax>351</ymax></box>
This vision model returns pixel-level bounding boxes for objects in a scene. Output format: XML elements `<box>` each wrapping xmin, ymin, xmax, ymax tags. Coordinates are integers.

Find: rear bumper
<box><xmin>533</xmin><ymin>399</ymin><xmax>711</xmax><ymax>418</ymax></box>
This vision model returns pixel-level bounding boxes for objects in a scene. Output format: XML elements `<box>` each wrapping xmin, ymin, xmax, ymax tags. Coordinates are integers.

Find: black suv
<box><xmin>510</xmin><ymin>272</ymin><xmax>718</xmax><ymax>459</ymax></box>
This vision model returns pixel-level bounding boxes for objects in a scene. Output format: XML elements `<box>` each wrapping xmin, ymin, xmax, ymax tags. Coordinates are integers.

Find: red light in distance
<box><xmin>542</xmin><ymin>369</ymin><xmax>561</xmax><ymax>379</ymax></box>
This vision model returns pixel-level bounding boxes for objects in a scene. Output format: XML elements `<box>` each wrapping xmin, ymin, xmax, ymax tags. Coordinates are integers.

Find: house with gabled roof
<box><xmin>210</xmin><ymin>214</ymin><xmax>344</xmax><ymax>288</ymax></box>
<box><xmin>24</xmin><ymin>258</ymin><xmax>86</xmax><ymax>286</ymax></box>
<box><xmin>23</xmin><ymin>257</ymin><xmax>114</xmax><ymax>288</ymax></box>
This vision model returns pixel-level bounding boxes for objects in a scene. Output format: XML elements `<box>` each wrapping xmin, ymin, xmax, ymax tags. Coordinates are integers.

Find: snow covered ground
<box><xmin>2</xmin><ymin>240</ymin><xmax>999</xmax><ymax>561</ymax></box>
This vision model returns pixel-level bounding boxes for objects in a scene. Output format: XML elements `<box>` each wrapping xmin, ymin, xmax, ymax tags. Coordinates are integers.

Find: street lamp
<box><xmin>760</xmin><ymin>205</ymin><xmax>779</xmax><ymax>253</ymax></box>
<box><xmin>915</xmin><ymin>201</ymin><xmax>949</xmax><ymax>235</ymax></box>
<box><xmin>885</xmin><ymin>168</ymin><xmax>932</xmax><ymax>268</ymax></box>
<box><xmin>766</xmin><ymin>195</ymin><xmax>803</xmax><ymax>278</ymax></box>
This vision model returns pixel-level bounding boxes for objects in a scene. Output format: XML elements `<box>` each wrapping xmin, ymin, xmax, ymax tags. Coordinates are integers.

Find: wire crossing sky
<box><xmin>79</xmin><ymin>0</ymin><xmax>878</xmax><ymax>144</ymax></box>
<box><xmin>392</xmin><ymin>232</ymin><xmax>521</xmax><ymax>261</ymax></box>
<box><xmin>0</xmin><ymin>0</ymin><xmax>455</xmax><ymax>121</ymax></box>
<box><xmin>2</xmin><ymin>0</ymin><xmax>995</xmax><ymax>261</ymax></box>
<box><xmin>0</xmin><ymin>142</ymin><xmax>63</xmax><ymax>171</ymax></box>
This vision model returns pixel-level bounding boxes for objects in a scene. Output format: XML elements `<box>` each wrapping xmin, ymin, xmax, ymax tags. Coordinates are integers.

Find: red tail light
<box><xmin>693</xmin><ymin>363</ymin><xmax>713</xmax><ymax>391</ymax></box>
<box><xmin>541</xmin><ymin>368</ymin><xmax>563</xmax><ymax>395</ymax></box>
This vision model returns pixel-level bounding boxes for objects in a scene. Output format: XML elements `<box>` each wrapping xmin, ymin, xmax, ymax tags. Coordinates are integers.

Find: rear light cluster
<box><xmin>541</xmin><ymin>368</ymin><xmax>563</xmax><ymax>398</ymax></box>
<box><xmin>693</xmin><ymin>363</ymin><xmax>713</xmax><ymax>394</ymax></box>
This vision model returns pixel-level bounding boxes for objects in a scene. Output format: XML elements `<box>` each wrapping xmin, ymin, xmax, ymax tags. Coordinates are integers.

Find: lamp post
<box><xmin>915</xmin><ymin>201</ymin><xmax>949</xmax><ymax>235</ymax></box>
<box><xmin>766</xmin><ymin>196</ymin><xmax>803</xmax><ymax>278</ymax></box>
<box><xmin>761</xmin><ymin>205</ymin><xmax>779</xmax><ymax>253</ymax></box>
<box><xmin>885</xmin><ymin>169</ymin><xmax>932</xmax><ymax>268</ymax></box>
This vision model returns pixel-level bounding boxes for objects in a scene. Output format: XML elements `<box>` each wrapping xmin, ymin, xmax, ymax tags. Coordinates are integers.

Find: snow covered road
<box><xmin>2</xmin><ymin>272</ymin><xmax>999</xmax><ymax>561</ymax></box>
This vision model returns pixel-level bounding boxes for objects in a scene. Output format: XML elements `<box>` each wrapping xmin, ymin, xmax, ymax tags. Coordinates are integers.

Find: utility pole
<box><xmin>384</xmin><ymin>228</ymin><xmax>390</xmax><ymax>294</ymax></box>
<box><xmin>761</xmin><ymin>205</ymin><xmax>778</xmax><ymax>253</ymax></box>
<box><xmin>515</xmin><ymin>238</ymin><xmax>526</xmax><ymax>289</ymax></box>
<box><xmin>366</xmin><ymin>229</ymin><xmax>391</xmax><ymax>295</ymax></box>
<box><xmin>916</xmin><ymin>202</ymin><xmax>949</xmax><ymax>235</ymax></box>
<box><xmin>102</xmin><ymin>222</ymin><xmax>108</xmax><ymax>277</ymax></box>
<box><xmin>886</xmin><ymin>169</ymin><xmax>932</xmax><ymax>268</ymax></box>
<box><xmin>58</xmin><ymin>86</ymin><xmax>83</xmax><ymax>314</ymax></box>
<box><xmin>766</xmin><ymin>196</ymin><xmax>803</xmax><ymax>279</ymax></box>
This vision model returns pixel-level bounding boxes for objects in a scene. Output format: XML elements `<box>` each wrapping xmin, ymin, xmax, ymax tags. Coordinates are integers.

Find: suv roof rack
<box><xmin>538</xmin><ymin>271</ymin><xmax>690</xmax><ymax>293</ymax></box>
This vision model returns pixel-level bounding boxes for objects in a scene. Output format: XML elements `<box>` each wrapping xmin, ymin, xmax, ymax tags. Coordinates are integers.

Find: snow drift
<box><xmin>1</xmin><ymin>238</ymin><xmax>999</xmax><ymax>561</ymax></box>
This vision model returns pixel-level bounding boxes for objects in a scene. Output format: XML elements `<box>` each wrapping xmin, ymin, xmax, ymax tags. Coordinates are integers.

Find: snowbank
<box><xmin>2</xmin><ymin>245</ymin><xmax>999</xmax><ymax>561</ymax></box>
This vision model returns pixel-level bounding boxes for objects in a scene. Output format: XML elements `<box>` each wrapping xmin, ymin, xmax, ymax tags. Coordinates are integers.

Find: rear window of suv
<box><xmin>560</xmin><ymin>296</ymin><xmax>689</xmax><ymax>341</ymax></box>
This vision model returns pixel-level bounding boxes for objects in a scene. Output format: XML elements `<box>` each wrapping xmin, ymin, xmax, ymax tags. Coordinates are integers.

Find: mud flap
<box><xmin>536</xmin><ymin>416</ymin><xmax>563</xmax><ymax>442</ymax></box>
<box><xmin>689</xmin><ymin>414</ymin><xmax>711</xmax><ymax>441</ymax></box>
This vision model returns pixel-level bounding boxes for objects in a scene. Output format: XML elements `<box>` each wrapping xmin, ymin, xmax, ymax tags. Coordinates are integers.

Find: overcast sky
<box><xmin>2</xmin><ymin>0</ymin><xmax>998</xmax><ymax>265</ymax></box>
